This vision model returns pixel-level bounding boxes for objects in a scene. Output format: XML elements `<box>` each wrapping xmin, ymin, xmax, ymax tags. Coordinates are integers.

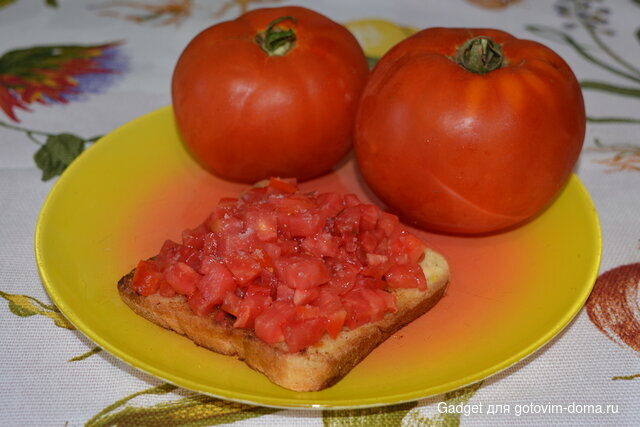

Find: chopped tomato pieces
<box><xmin>275</xmin><ymin>256</ymin><xmax>330</xmax><ymax>289</ymax></box>
<box><xmin>284</xmin><ymin>318</ymin><xmax>326</xmax><ymax>353</ymax></box>
<box><xmin>164</xmin><ymin>262</ymin><xmax>201</xmax><ymax>296</ymax></box>
<box><xmin>131</xmin><ymin>260</ymin><xmax>164</xmax><ymax>296</ymax></box>
<box><xmin>268</xmin><ymin>177</ymin><xmax>298</xmax><ymax>194</ymax></box>
<box><xmin>129</xmin><ymin>178</ymin><xmax>433</xmax><ymax>352</ymax></box>
<box><xmin>385</xmin><ymin>263</ymin><xmax>428</xmax><ymax>291</ymax></box>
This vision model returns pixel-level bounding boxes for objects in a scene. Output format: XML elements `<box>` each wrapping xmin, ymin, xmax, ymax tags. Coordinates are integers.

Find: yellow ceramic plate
<box><xmin>35</xmin><ymin>106</ymin><xmax>601</xmax><ymax>409</ymax></box>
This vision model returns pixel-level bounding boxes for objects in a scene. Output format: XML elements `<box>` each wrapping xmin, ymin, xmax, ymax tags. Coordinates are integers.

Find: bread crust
<box><xmin>118</xmin><ymin>248</ymin><xmax>449</xmax><ymax>391</ymax></box>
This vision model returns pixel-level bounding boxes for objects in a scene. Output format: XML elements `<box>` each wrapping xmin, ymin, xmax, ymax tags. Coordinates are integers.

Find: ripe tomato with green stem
<box><xmin>354</xmin><ymin>28</ymin><xmax>586</xmax><ymax>234</ymax></box>
<box><xmin>172</xmin><ymin>6</ymin><xmax>369</xmax><ymax>183</ymax></box>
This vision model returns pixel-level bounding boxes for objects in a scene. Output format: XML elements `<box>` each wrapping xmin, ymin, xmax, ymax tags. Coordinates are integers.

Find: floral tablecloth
<box><xmin>1</xmin><ymin>0</ymin><xmax>639</xmax><ymax>425</ymax></box>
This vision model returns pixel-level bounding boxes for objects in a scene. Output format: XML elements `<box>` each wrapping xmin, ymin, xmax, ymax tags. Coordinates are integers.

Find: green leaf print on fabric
<box><xmin>1</xmin><ymin>289</ymin><xmax>104</xmax><ymax>361</ymax></box>
<box><xmin>0</xmin><ymin>120</ymin><xmax>101</xmax><ymax>180</ymax></box>
<box><xmin>322</xmin><ymin>382</ymin><xmax>483</xmax><ymax>427</ymax></box>
<box><xmin>86</xmin><ymin>383</ymin><xmax>279</xmax><ymax>427</ymax></box>
<box><xmin>323</xmin><ymin>401</ymin><xmax>417</xmax><ymax>427</ymax></box>
<box><xmin>34</xmin><ymin>133</ymin><xmax>85</xmax><ymax>180</ymax></box>
<box><xmin>0</xmin><ymin>290</ymin><xmax>74</xmax><ymax>329</ymax></box>
<box><xmin>404</xmin><ymin>382</ymin><xmax>484</xmax><ymax>426</ymax></box>
<box><xmin>527</xmin><ymin>0</ymin><xmax>640</xmax><ymax>125</ymax></box>
<box><xmin>0</xmin><ymin>0</ymin><xmax>16</xmax><ymax>9</ymax></box>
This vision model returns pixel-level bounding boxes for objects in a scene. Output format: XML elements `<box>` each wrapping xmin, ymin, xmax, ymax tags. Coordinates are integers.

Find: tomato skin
<box><xmin>354</xmin><ymin>28</ymin><xmax>586</xmax><ymax>234</ymax></box>
<box><xmin>172</xmin><ymin>6</ymin><xmax>369</xmax><ymax>183</ymax></box>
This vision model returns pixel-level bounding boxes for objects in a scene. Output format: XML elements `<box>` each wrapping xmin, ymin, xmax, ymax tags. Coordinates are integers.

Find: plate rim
<box><xmin>34</xmin><ymin>106</ymin><xmax>602</xmax><ymax>409</ymax></box>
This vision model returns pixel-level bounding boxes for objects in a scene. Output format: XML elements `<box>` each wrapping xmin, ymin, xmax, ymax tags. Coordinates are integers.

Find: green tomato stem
<box><xmin>455</xmin><ymin>36</ymin><xmax>504</xmax><ymax>74</ymax></box>
<box><xmin>256</xmin><ymin>16</ymin><xmax>297</xmax><ymax>56</ymax></box>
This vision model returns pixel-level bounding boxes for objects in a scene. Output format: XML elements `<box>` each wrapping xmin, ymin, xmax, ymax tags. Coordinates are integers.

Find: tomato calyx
<box><xmin>455</xmin><ymin>36</ymin><xmax>504</xmax><ymax>74</ymax></box>
<box><xmin>256</xmin><ymin>16</ymin><xmax>297</xmax><ymax>56</ymax></box>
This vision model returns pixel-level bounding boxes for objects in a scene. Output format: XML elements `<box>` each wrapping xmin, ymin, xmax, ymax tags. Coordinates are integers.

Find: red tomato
<box><xmin>171</xmin><ymin>6</ymin><xmax>369</xmax><ymax>183</ymax></box>
<box><xmin>355</xmin><ymin>28</ymin><xmax>586</xmax><ymax>234</ymax></box>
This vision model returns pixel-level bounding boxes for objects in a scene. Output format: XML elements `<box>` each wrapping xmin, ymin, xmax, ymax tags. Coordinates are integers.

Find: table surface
<box><xmin>1</xmin><ymin>0</ymin><xmax>639</xmax><ymax>425</ymax></box>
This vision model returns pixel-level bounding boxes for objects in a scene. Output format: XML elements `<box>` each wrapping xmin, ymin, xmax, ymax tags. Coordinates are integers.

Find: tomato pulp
<box><xmin>130</xmin><ymin>178</ymin><xmax>430</xmax><ymax>352</ymax></box>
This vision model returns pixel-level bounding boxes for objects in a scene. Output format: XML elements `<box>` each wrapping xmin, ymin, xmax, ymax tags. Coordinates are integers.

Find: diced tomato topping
<box><xmin>245</xmin><ymin>208</ymin><xmax>277</xmax><ymax>242</ymax></box>
<box><xmin>293</xmin><ymin>287</ymin><xmax>320</xmax><ymax>305</ymax></box>
<box><xmin>157</xmin><ymin>240</ymin><xmax>202</xmax><ymax>270</ymax></box>
<box><xmin>131</xmin><ymin>260</ymin><xmax>164</xmax><ymax>296</ymax></box>
<box><xmin>224</xmin><ymin>252</ymin><xmax>261</xmax><ymax>284</ymax></box>
<box><xmin>344</xmin><ymin>193</ymin><xmax>362</xmax><ymax>208</ymax></box>
<box><xmin>268</xmin><ymin>177</ymin><xmax>298</xmax><ymax>194</ymax></box>
<box><xmin>164</xmin><ymin>262</ymin><xmax>201</xmax><ymax>296</ymax></box>
<box><xmin>335</xmin><ymin>206</ymin><xmax>361</xmax><ymax>237</ymax></box>
<box><xmin>221</xmin><ymin>291</ymin><xmax>242</xmax><ymax>317</ymax></box>
<box><xmin>316</xmin><ymin>192</ymin><xmax>344</xmax><ymax>218</ymax></box>
<box><xmin>389</xmin><ymin>229</ymin><xmax>428</xmax><ymax>264</ymax></box>
<box><xmin>384</xmin><ymin>263</ymin><xmax>428</xmax><ymax>291</ymax></box>
<box><xmin>342</xmin><ymin>290</ymin><xmax>374</xmax><ymax>330</ymax></box>
<box><xmin>182</xmin><ymin>224</ymin><xmax>208</xmax><ymax>249</ymax></box>
<box><xmin>359</xmin><ymin>204</ymin><xmax>380</xmax><ymax>231</ymax></box>
<box><xmin>359</xmin><ymin>230</ymin><xmax>378</xmax><ymax>254</ymax></box>
<box><xmin>316</xmin><ymin>289</ymin><xmax>347</xmax><ymax>339</ymax></box>
<box><xmin>327</xmin><ymin>261</ymin><xmax>359</xmax><ymax>295</ymax></box>
<box><xmin>276</xmin><ymin>283</ymin><xmax>295</xmax><ymax>301</ymax></box>
<box><xmin>358</xmin><ymin>288</ymin><xmax>391</xmax><ymax>322</ymax></box>
<box><xmin>275</xmin><ymin>255</ymin><xmax>330</xmax><ymax>289</ymax></box>
<box><xmin>129</xmin><ymin>178</ymin><xmax>432</xmax><ymax>352</ymax></box>
<box><xmin>189</xmin><ymin>261</ymin><xmax>237</xmax><ymax>315</ymax></box>
<box><xmin>301</xmin><ymin>233</ymin><xmax>340</xmax><ymax>258</ymax></box>
<box><xmin>278</xmin><ymin>211</ymin><xmax>325</xmax><ymax>237</ymax></box>
<box><xmin>209</xmin><ymin>215</ymin><xmax>243</xmax><ymax>235</ymax></box>
<box><xmin>157</xmin><ymin>281</ymin><xmax>175</xmax><ymax>297</ymax></box>
<box><xmin>284</xmin><ymin>318</ymin><xmax>326</xmax><ymax>353</ymax></box>
<box><xmin>202</xmin><ymin>232</ymin><xmax>218</xmax><ymax>255</ymax></box>
<box><xmin>377</xmin><ymin>212</ymin><xmax>400</xmax><ymax>237</ymax></box>
<box><xmin>254</xmin><ymin>301</ymin><xmax>296</xmax><ymax>344</ymax></box>
<box><xmin>233</xmin><ymin>293</ymin><xmax>272</xmax><ymax>329</ymax></box>
<box><xmin>252</xmin><ymin>248</ymin><xmax>273</xmax><ymax>269</ymax></box>
<box><xmin>269</xmin><ymin>193</ymin><xmax>316</xmax><ymax>214</ymax></box>
<box><xmin>361</xmin><ymin>253</ymin><xmax>392</xmax><ymax>279</ymax></box>
<box><xmin>240</xmin><ymin>186</ymin><xmax>268</xmax><ymax>203</ymax></box>
<box><xmin>295</xmin><ymin>304</ymin><xmax>322</xmax><ymax>320</ymax></box>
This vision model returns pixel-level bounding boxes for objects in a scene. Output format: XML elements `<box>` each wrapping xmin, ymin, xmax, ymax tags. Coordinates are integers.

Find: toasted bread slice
<box><xmin>117</xmin><ymin>248</ymin><xmax>449</xmax><ymax>392</ymax></box>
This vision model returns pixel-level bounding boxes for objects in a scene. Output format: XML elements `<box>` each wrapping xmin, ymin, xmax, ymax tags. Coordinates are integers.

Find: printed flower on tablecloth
<box><xmin>0</xmin><ymin>0</ymin><xmax>57</xmax><ymax>9</ymax></box>
<box><xmin>527</xmin><ymin>0</ymin><xmax>640</xmax><ymax>125</ymax></box>
<box><xmin>587</xmin><ymin>261</ymin><xmax>640</xmax><ymax>381</ymax></box>
<box><xmin>0</xmin><ymin>42</ymin><xmax>127</xmax><ymax>122</ymax></box>
<box><xmin>91</xmin><ymin>0</ymin><xmax>283</xmax><ymax>26</ymax></box>
<box><xmin>0</xmin><ymin>41</ymin><xmax>127</xmax><ymax>180</ymax></box>
<box><xmin>527</xmin><ymin>0</ymin><xmax>640</xmax><ymax>173</ymax></box>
